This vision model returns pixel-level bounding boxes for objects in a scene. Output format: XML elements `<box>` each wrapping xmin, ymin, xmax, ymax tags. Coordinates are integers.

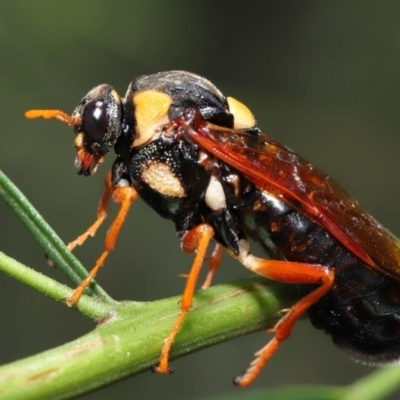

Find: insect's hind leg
<box><xmin>233</xmin><ymin>239</ymin><xmax>334</xmax><ymax>387</ymax></box>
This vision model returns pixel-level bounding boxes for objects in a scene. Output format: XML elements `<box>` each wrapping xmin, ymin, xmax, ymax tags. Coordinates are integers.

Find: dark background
<box><xmin>1</xmin><ymin>1</ymin><xmax>400</xmax><ymax>399</ymax></box>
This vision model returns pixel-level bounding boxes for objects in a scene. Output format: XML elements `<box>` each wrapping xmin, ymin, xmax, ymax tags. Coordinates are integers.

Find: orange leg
<box><xmin>67</xmin><ymin>171</ymin><xmax>114</xmax><ymax>252</ymax></box>
<box><xmin>66</xmin><ymin>183</ymin><xmax>138</xmax><ymax>307</ymax></box>
<box><xmin>152</xmin><ymin>224</ymin><xmax>214</xmax><ymax>374</ymax></box>
<box><xmin>233</xmin><ymin>240</ymin><xmax>334</xmax><ymax>387</ymax></box>
<box><xmin>201</xmin><ymin>243</ymin><xmax>223</xmax><ymax>289</ymax></box>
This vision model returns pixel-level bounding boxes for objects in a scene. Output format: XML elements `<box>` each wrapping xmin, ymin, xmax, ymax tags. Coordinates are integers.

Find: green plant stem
<box><xmin>0</xmin><ymin>251</ymin><xmax>113</xmax><ymax>321</ymax></box>
<box><xmin>0</xmin><ymin>277</ymin><xmax>300</xmax><ymax>400</ymax></box>
<box><xmin>0</xmin><ymin>168</ymin><xmax>112</xmax><ymax>302</ymax></box>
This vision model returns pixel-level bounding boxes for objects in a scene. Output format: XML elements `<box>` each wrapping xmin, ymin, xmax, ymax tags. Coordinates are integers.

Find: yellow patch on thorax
<box><xmin>132</xmin><ymin>90</ymin><xmax>172</xmax><ymax>148</ymax></box>
<box><xmin>227</xmin><ymin>96</ymin><xmax>256</xmax><ymax>129</ymax></box>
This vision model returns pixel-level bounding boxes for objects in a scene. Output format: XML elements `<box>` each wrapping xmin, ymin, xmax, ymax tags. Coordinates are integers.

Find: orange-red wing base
<box><xmin>66</xmin><ymin>180</ymin><xmax>138</xmax><ymax>306</ymax></box>
<box><xmin>201</xmin><ymin>243</ymin><xmax>223</xmax><ymax>289</ymax></box>
<box><xmin>152</xmin><ymin>224</ymin><xmax>214</xmax><ymax>375</ymax></box>
<box><xmin>233</xmin><ymin>257</ymin><xmax>334</xmax><ymax>387</ymax></box>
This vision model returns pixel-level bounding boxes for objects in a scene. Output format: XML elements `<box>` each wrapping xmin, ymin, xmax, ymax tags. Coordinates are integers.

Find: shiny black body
<box><xmin>109</xmin><ymin>73</ymin><xmax>400</xmax><ymax>364</ymax></box>
<box><xmin>64</xmin><ymin>71</ymin><xmax>400</xmax><ymax>366</ymax></box>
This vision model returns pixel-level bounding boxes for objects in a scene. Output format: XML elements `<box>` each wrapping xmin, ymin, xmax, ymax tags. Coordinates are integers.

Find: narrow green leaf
<box><xmin>0</xmin><ymin>251</ymin><xmax>113</xmax><ymax>321</ymax></box>
<box><xmin>0</xmin><ymin>168</ymin><xmax>113</xmax><ymax>302</ymax></box>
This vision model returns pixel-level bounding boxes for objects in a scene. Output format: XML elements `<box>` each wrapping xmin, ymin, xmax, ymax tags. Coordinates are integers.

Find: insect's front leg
<box><xmin>67</xmin><ymin>171</ymin><xmax>114</xmax><ymax>252</ymax></box>
<box><xmin>233</xmin><ymin>239</ymin><xmax>334</xmax><ymax>387</ymax></box>
<box><xmin>66</xmin><ymin>176</ymin><xmax>138</xmax><ymax>306</ymax></box>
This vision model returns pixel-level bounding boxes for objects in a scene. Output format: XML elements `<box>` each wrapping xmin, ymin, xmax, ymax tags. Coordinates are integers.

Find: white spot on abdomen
<box><xmin>205</xmin><ymin>175</ymin><xmax>227</xmax><ymax>211</ymax></box>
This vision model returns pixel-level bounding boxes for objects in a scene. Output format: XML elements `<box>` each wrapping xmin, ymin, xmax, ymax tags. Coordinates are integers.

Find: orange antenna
<box><xmin>25</xmin><ymin>109</ymin><xmax>80</xmax><ymax>127</ymax></box>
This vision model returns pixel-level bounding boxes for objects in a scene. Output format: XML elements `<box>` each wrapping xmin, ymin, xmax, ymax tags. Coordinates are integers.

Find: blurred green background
<box><xmin>1</xmin><ymin>1</ymin><xmax>400</xmax><ymax>399</ymax></box>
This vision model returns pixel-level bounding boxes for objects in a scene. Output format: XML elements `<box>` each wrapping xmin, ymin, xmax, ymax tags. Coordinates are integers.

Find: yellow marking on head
<box><xmin>74</xmin><ymin>133</ymin><xmax>84</xmax><ymax>149</ymax></box>
<box><xmin>227</xmin><ymin>96</ymin><xmax>256</xmax><ymax>129</ymax></box>
<box><xmin>132</xmin><ymin>90</ymin><xmax>172</xmax><ymax>148</ymax></box>
<box><xmin>111</xmin><ymin>89</ymin><xmax>121</xmax><ymax>104</ymax></box>
<box><xmin>86</xmin><ymin>84</ymin><xmax>106</xmax><ymax>99</ymax></box>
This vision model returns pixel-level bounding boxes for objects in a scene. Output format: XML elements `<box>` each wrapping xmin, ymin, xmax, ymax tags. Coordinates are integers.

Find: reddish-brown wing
<box><xmin>183</xmin><ymin>115</ymin><xmax>400</xmax><ymax>279</ymax></box>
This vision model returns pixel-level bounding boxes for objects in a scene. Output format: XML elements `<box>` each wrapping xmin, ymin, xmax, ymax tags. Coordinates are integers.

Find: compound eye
<box><xmin>81</xmin><ymin>100</ymin><xmax>108</xmax><ymax>142</ymax></box>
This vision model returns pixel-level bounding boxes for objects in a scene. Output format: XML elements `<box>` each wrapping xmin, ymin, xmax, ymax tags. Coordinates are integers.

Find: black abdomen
<box><xmin>308</xmin><ymin>263</ymin><xmax>400</xmax><ymax>364</ymax></box>
<box><xmin>246</xmin><ymin>191</ymin><xmax>400</xmax><ymax>363</ymax></box>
